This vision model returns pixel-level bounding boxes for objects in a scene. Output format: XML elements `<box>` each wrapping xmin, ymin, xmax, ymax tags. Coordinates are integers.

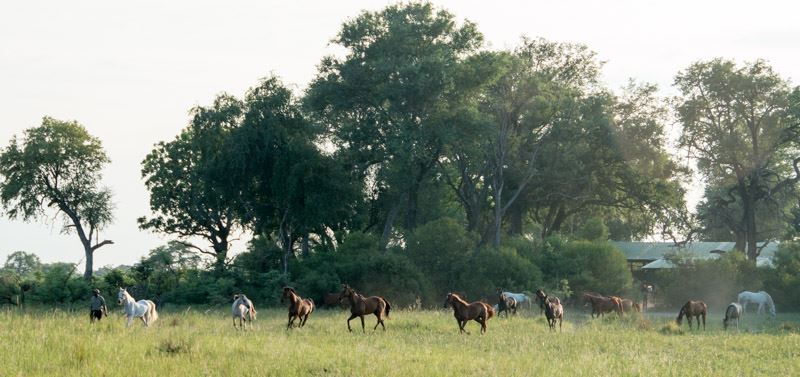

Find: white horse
<box><xmin>737</xmin><ymin>290</ymin><xmax>776</xmax><ymax>317</ymax></box>
<box><xmin>232</xmin><ymin>294</ymin><xmax>256</xmax><ymax>329</ymax></box>
<box><xmin>117</xmin><ymin>288</ymin><xmax>158</xmax><ymax>327</ymax></box>
<box><xmin>723</xmin><ymin>302</ymin><xmax>742</xmax><ymax>330</ymax></box>
<box><xmin>501</xmin><ymin>291</ymin><xmax>532</xmax><ymax>309</ymax></box>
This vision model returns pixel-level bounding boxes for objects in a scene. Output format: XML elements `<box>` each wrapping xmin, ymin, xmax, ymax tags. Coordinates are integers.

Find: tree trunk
<box><xmin>301</xmin><ymin>232</ymin><xmax>310</xmax><ymax>257</ymax></box>
<box><xmin>380</xmin><ymin>197</ymin><xmax>404</xmax><ymax>249</ymax></box>
<box><xmin>738</xmin><ymin>181</ymin><xmax>759</xmax><ymax>262</ymax></box>
<box><xmin>507</xmin><ymin>205</ymin><xmax>523</xmax><ymax>236</ymax></box>
<box><xmin>83</xmin><ymin>244</ymin><xmax>93</xmax><ymax>281</ymax></box>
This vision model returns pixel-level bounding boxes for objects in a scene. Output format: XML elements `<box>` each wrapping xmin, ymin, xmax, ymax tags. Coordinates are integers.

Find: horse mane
<box><xmin>447</xmin><ymin>293</ymin><xmax>468</xmax><ymax>306</ymax></box>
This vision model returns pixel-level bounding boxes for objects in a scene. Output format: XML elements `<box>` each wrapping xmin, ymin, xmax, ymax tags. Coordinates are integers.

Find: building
<box><xmin>611</xmin><ymin>241</ymin><xmax>778</xmax><ymax>273</ymax></box>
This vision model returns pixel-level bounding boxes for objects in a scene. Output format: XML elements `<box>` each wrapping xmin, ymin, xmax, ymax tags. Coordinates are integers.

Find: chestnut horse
<box><xmin>443</xmin><ymin>292</ymin><xmax>495</xmax><ymax>334</ymax></box>
<box><xmin>544</xmin><ymin>296</ymin><xmax>564</xmax><ymax>332</ymax></box>
<box><xmin>676</xmin><ymin>300</ymin><xmax>707</xmax><ymax>330</ymax></box>
<box><xmin>281</xmin><ymin>287</ymin><xmax>314</xmax><ymax>329</ymax></box>
<box><xmin>583</xmin><ymin>293</ymin><xmax>623</xmax><ymax>318</ymax></box>
<box><xmin>338</xmin><ymin>284</ymin><xmax>391</xmax><ymax>332</ymax></box>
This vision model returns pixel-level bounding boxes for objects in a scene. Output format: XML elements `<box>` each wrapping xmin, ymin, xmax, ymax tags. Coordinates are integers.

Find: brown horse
<box><xmin>281</xmin><ymin>287</ymin><xmax>314</xmax><ymax>329</ymax></box>
<box><xmin>338</xmin><ymin>284</ymin><xmax>391</xmax><ymax>332</ymax></box>
<box><xmin>443</xmin><ymin>292</ymin><xmax>494</xmax><ymax>334</ymax></box>
<box><xmin>583</xmin><ymin>293</ymin><xmax>623</xmax><ymax>318</ymax></box>
<box><xmin>497</xmin><ymin>293</ymin><xmax>518</xmax><ymax>317</ymax></box>
<box><xmin>535</xmin><ymin>288</ymin><xmax>548</xmax><ymax>315</ymax></box>
<box><xmin>620</xmin><ymin>298</ymin><xmax>641</xmax><ymax>314</ymax></box>
<box><xmin>544</xmin><ymin>296</ymin><xmax>564</xmax><ymax>332</ymax></box>
<box><xmin>676</xmin><ymin>300</ymin><xmax>707</xmax><ymax>330</ymax></box>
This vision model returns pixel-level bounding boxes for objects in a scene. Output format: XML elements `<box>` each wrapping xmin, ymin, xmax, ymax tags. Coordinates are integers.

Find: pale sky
<box><xmin>1</xmin><ymin>0</ymin><xmax>799</xmax><ymax>269</ymax></box>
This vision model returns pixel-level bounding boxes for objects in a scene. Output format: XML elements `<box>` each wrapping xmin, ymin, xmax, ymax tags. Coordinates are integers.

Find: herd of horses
<box><xmin>113</xmin><ymin>286</ymin><xmax>777</xmax><ymax>334</ymax></box>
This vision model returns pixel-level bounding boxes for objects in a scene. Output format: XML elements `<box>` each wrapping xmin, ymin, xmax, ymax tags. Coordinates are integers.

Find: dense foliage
<box><xmin>3</xmin><ymin>3</ymin><xmax>800</xmax><ymax>310</ymax></box>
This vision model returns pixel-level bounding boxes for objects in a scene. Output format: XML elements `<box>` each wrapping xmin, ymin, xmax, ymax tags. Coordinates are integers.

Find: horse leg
<box><xmin>702</xmin><ymin>314</ymin><xmax>706</xmax><ymax>330</ymax></box>
<box><xmin>479</xmin><ymin>318</ymin><xmax>486</xmax><ymax>334</ymax></box>
<box><xmin>126</xmin><ymin>317</ymin><xmax>133</xmax><ymax>328</ymax></box>
<box><xmin>287</xmin><ymin>313</ymin><xmax>294</xmax><ymax>329</ymax></box>
<box><xmin>559</xmin><ymin>317</ymin><xmax>562</xmax><ymax>332</ymax></box>
<box><xmin>346</xmin><ymin>313</ymin><xmax>358</xmax><ymax>332</ymax></box>
<box><xmin>360</xmin><ymin>315</ymin><xmax>365</xmax><ymax>333</ymax></box>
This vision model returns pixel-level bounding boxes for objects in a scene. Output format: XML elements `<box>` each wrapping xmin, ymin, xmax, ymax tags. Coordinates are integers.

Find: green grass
<box><xmin>1</xmin><ymin>307</ymin><xmax>798</xmax><ymax>376</ymax></box>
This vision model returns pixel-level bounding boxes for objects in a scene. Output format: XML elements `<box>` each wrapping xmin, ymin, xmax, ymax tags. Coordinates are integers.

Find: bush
<box><xmin>405</xmin><ymin>218</ymin><xmax>477</xmax><ymax>295</ymax></box>
<box><xmin>762</xmin><ymin>241</ymin><xmax>800</xmax><ymax>311</ymax></box>
<box><xmin>557</xmin><ymin>241</ymin><xmax>632</xmax><ymax>296</ymax></box>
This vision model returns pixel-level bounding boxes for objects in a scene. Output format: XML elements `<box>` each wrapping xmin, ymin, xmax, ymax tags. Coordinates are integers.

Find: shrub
<box><xmin>762</xmin><ymin>241</ymin><xmax>800</xmax><ymax>311</ymax></box>
<box><xmin>558</xmin><ymin>241</ymin><xmax>632</xmax><ymax>296</ymax></box>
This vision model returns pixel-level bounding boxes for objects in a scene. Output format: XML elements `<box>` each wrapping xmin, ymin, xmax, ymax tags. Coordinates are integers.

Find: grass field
<box><xmin>1</xmin><ymin>306</ymin><xmax>798</xmax><ymax>376</ymax></box>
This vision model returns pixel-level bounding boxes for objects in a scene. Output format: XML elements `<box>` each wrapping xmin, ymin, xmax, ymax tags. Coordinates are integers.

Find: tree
<box><xmin>4</xmin><ymin>251</ymin><xmax>42</xmax><ymax>277</ymax></box>
<box><xmin>526</xmin><ymin>82</ymin><xmax>685</xmax><ymax>239</ymax></box>
<box><xmin>139</xmin><ymin>96</ymin><xmax>243</xmax><ymax>272</ymax></box>
<box><xmin>305</xmin><ymin>2</ymin><xmax>487</xmax><ymax>247</ymax></box>
<box><xmin>0</xmin><ymin>117</ymin><xmax>114</xmax><ymax>280</ymax></box>
<box><xmin>225</xmin><ymin>77</ymin><xmax>357</xmax><ymax>273</ymax></box>
<box><xmin>675</xmin><ymin>59</ymin><xmax>800</xmax><ymax>260</ymax></box>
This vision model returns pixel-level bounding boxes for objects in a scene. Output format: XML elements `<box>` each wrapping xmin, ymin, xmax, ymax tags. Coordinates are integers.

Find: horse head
<box><xmin>281</xmin><ymin>287</ymin><xmax>295</xmax><ymax>303</ymax></box>
<box><xmin>117</xmin><ymin>287</ymin><xmax>127</xmax><ymax>305</ymax></box>
<box><xmin>443</xmin><ymin>293</ymin><xmax>455</xmax><ymax>308</ymax></box>
<box><xmin>338</xmin><ymin>284</ymin><xmax>354</xmax><ymax>303</ymax></box>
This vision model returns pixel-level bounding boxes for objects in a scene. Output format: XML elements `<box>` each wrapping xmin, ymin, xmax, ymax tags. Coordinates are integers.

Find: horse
<box><xmin>582</xmin><ymin>293</ymin><xmax>623</xmax><ymax>318</ymax></box>
<box><xmin>338</xmin><ymin>284</ymin><xmax>391</xmax><ymax>332</ymax></box>
<box><xmin>281</xmin><ymin>287</ymin><xmax>314</xmax><ymax>329</ymax></box>
<box><xmin>535</xmin><ymin>289</ymin><xmax>548</xmax><ymax>315</ymax></box>
<box><xmin>117</xmin><ymin>288</ymin><xmax>158</xmax><ymax>328</ymax></box>
<box><xmin>723</xmin><ymin>302</ymin><xmax>743</xmax><ymax>330</ymax></box>
<box><xmin>443</xmin><ymin>292</ymin><xmax>494</xmax><ymax>334</ymax></box>
<box><xmin>544</xmin><ymin>296</ymin><xmax>564</xmax><ymax>332</ymax></box>
<box><xmin>620</xmin><ymin>298</ymin><xmax>641</xmax><ymax>314</ymax></box>
<box><xmin>676</xmin><ymin>300</ymin><xmax>707</xmax><ymax>330</ymax></box>
<box><xmin>496</xmin><ymin>292</ymin><xmax>518</xmax><ymax>317</ymax></box>
<box><xmin>232</xmin><ymin>294</ymin><xmax>257</xmax><ymax>329</ymax></box>
<box><xmin>324</xmin><ymin>292</ymin><xmax>348</xmax><ymax>309</ymax></box>
<box><xmin>498</xmin><ymin>290</ymin><xmax>532</xmax><ymax>309</ymax></box>
<box><xmin>737</xmin><ymin>291</ymin><xmax>776</xmax><ymax>317</ymax></box>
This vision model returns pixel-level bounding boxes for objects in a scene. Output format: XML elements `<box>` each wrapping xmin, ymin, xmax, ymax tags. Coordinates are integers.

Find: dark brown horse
<box><xmin>497</xmin><ymin>292</ymin><xmax>518</xmax><ymax>317</ymax></box>
<box><xmin>281</xmin><ymin>287</ymin><xmax>314</xmax><ymax>329</ymax></box>
<box><xmin>443</xmin><ymin>292</ymin><xmax>495</xmax><ymax>334</ymax></box>
<box><xmin>544</xmin><ymin>296</ymin><xmax>564</xmax><ymax>332</ymax></box>
<box><xmin>324</xmin><ymin>292</ymin><xmax>348</xmax><ymax>309</ymax></box>
<box><xmin>338</xmin><ymin>284</ymin><xmax>391</xmax><ymax>332</ymax></box>
<box><xmin>583</xmin><ymin>293</ymin><xmax>623</xmax><ymax>317</ymax></box>
<box><xmin>676</xmin><ymin>300</ymin><xmax>707</xmax><ymax>330</ymax></box>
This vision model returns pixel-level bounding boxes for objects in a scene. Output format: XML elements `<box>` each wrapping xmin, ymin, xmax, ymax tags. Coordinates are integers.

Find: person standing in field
<box><xmin>90</xmin><ymin>288</ymin><xmax>108</xmax><ymax>323</ymax></box>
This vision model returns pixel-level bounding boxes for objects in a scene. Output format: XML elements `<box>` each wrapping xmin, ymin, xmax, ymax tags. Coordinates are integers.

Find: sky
<box><xmin>1</xmin><ymin>0</ymin><xmax>799</xmax><ymax>269</ymax></box>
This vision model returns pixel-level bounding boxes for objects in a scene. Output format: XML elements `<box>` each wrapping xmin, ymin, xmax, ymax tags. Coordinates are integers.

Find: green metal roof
<box><xmin>611</xmin><ymin>241</ymin><xmax>778</xmax><ymax>261</ymax></box>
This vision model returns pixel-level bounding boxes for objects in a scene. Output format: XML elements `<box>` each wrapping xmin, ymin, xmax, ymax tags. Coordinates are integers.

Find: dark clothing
<box><xmin>91</xmin><ymin>309</ymin><xmax>103</xmax><ymax>321</ymax></box>
<box><xmin>90</xmin><ymin>295</ymin><xmax>107</xmax><ymax>311</ymax></box>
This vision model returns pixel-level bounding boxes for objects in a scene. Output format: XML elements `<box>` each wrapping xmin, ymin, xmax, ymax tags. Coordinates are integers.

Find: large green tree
<box><xmin>139</xmin><ymin>95</ymin><xmax>243</xmax><ymax>272</ymax></box>
<box><xmin>675</xmin><ymin>59</ymin><xmax>800</xmax><ymax>260</ymax></box>
<box><xmin>305</xmin><ymin>2</ymin><xmax>487</xmax><ymax>247</ymax></box>
<box><xmin>224</xmin><ymin>77</ymin><xmax>357</xmax><ymax>273</ymax></box>
<box><xmin>0</xmin><ymin>117</ymin><xmax>114</xmax><ymax>280</ymax></box>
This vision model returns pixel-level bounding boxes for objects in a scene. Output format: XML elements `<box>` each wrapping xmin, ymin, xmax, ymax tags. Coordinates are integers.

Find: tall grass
<box><xmin>0</xmin><ymin>307</ymin><xmax>797</xmax><ymax>376</ymax></box>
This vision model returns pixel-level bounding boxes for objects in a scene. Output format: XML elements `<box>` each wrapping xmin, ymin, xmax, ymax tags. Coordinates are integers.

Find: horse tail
<box><xmin>148</xmin><ymin>301</ymin><xmax>159</xmax><ymax>324</ymax></box>
<box><xmin>486</xmin><ymin>303</ymin><xmax>495</xmax><ymax>319</ymax></box>
<box><xmin>382</xmin><ymin>297</ymin><xmax>391</xmax><ymax>318</ymax></box>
